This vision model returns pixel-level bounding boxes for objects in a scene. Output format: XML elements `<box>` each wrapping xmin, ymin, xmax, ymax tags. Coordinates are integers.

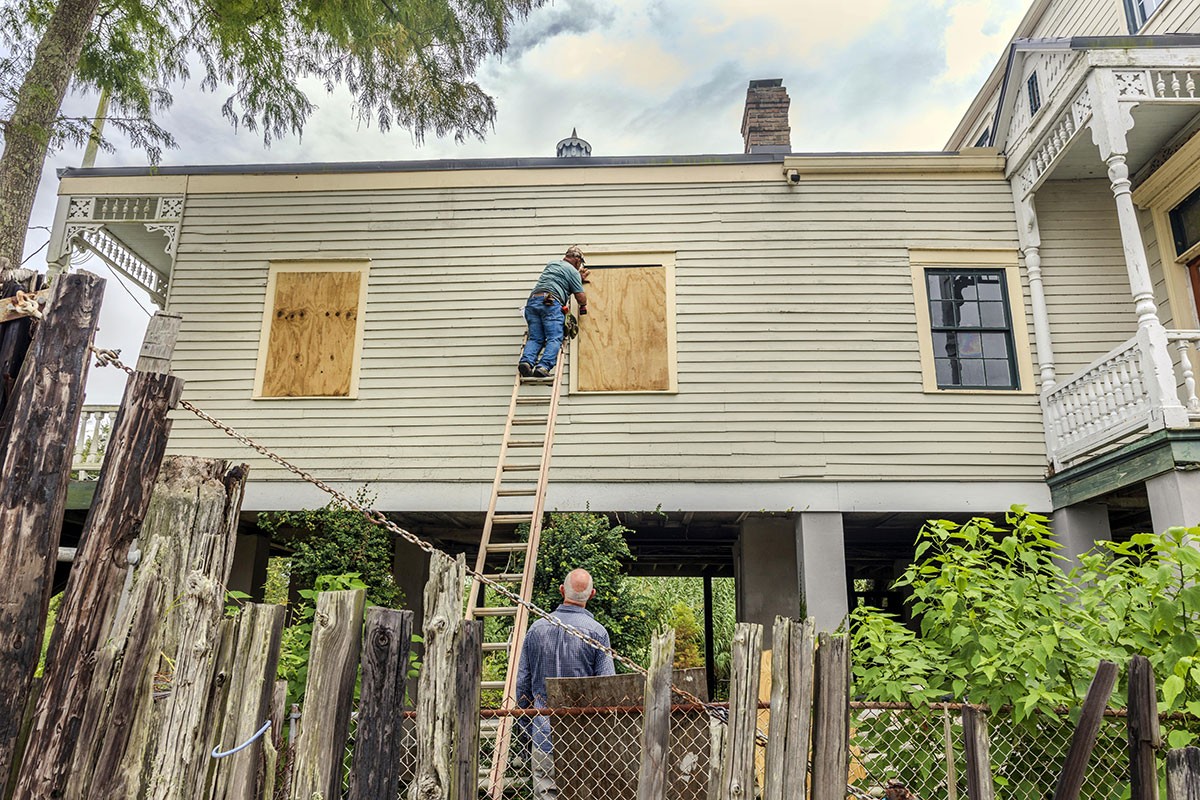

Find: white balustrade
<box><xmin>1046</xmin><ymin>331</ymin><xmax>1200</xmax><ymax>467</ymax></box>
<box><xmin>72</xmin><ymin>406</ymin><xmax>119</xmax><ymax>479</ymax></box>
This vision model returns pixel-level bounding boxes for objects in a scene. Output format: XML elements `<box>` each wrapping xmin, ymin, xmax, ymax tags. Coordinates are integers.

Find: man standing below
<box><xmin>519</xmin><ymin>246</ymin><xmax>589</xmax><ymax>378</ymax></box>
<box><xmin>515</xmin><ymin>568</ymin><xmax>615</xmax><ymax>799</ymax></box>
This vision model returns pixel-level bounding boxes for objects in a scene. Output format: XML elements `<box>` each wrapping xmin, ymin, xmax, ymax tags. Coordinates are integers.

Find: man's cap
<box><xmin>565</xmin><ymin>245</ymin><xmax>586</xmax><ymax>263</ymax></box>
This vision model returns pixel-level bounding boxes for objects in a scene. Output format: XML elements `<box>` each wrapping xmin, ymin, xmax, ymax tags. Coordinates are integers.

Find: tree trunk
<box><xmin>0</xmin><ymin>0</ymin><xmax>103</xmax><ymax>270</ymax></box>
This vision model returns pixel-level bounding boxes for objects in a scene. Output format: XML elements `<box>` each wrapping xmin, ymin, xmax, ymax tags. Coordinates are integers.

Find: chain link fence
<box><xmin>277</xmin><ymin>697</ymin><xmax>1196</xmax><ymax>800</ymax></box>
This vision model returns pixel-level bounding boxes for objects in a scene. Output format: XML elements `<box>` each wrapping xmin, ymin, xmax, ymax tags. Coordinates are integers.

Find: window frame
<box><xmin>1027</xmin><ymin>72</ymin><xmax>1042</xmax><ymax>117</ymax></box>
<box><xmin>1124</xmin><ymin>0</ymin><xmax>1166</xmax><ymax>31</ymax></box>
<box><xmin>252</xmin><ymin>259</ymin><xmax>370</xmax><ymax>400</ymax></box>
<box><xmin>568</xmin><ymin>250</ymin><xmax>678</xmax><ymax>395</ymax></box>
<box><xmin>909</xmin><ymin>249</ymin><xmax>1035</xmax><ymax>395</ymax></box>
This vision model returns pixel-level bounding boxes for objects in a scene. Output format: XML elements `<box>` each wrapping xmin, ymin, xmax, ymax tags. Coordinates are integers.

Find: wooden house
<box><xmin>49</xmin><ymin>0</ymin><xmax>1200</xmax><ymax>635</ymax></box>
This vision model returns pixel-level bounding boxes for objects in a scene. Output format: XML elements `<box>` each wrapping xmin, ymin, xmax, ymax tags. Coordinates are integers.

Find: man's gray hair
<box><xmin>562</xmin><ymin>569</ymin><xmax>594</xmax><ymax>603</ymax></box>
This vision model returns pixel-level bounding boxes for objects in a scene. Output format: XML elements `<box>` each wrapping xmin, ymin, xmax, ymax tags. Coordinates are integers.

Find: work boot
<box><xmin>532</xmin><ymin>366</ymin><xmax>551</xmax><ymax>378</ymax></box>
<box><xmin>518</xmin><ymin>362</ymin><xmax>534</xmax><ymax>377</ymax></box>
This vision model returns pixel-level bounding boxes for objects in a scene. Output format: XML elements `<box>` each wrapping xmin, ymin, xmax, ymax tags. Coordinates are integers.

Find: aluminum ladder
<box><xmin>465</xmin><ymin>343</ymin><xmax>568</xmax><ymax>798</ymax></box>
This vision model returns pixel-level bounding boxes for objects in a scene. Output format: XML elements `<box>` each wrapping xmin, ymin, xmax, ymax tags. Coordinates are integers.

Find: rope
<box><xmin>211</xmin><ymin>720</ymin><xmax>271</xmax><ymax>758</ymax></box>
<box><xmin>90</xmin><ymin>347</ymin><xmax>769</xmax><ymax>746</ymax></box>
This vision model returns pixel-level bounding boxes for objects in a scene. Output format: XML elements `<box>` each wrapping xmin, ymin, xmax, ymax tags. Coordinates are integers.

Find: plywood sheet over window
<box><xmin>254</xmin><ymin>261</ymin><xmax>369</xmax><ymax>398</ymax></box>
<box><xmin>573</xmin><ymin>254</ymin><xmax>677</xmax><ymax>393</ymax></box>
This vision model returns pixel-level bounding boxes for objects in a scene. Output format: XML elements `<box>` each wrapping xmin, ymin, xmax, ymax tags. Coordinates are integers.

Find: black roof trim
<box><xmin>57</xmin><ymin>150</ymin><xmax>969</xmax><ymax>179</ymax></box>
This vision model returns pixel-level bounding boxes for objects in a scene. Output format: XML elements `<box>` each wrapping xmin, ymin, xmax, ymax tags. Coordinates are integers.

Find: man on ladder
<box><xmin>519</xmin><ymin>245</ymin><xmax>589</xmax><ymax>378</ymax></box>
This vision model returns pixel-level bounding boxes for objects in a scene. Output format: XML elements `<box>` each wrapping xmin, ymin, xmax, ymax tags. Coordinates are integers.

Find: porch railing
<box><xmin>1044</xmin><ymin>330</ymin><xmax>1200</xmax><ymax>468</ymax></box>
<box><xmin>72</xmin><ymin>405</ymin><xmax>118</xmax><ymax>479</ymax></box>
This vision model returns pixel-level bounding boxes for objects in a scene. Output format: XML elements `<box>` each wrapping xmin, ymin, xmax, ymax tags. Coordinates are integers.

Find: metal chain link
<box><xmin>90</xmin><ymin>348</ymin><xmax>768</xmax><ymax>745</ymax></box>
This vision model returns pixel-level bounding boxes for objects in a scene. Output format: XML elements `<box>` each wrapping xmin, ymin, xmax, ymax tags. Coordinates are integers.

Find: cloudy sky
<box><xmin>19</xmin><ymin>0</ymin><xmax>1030</xmax><ymax>401</ymax></box>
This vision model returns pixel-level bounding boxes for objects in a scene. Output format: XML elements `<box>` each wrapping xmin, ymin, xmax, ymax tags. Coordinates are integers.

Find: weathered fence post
<box><xmin>15</xmin><ymin>367</ymin><xmax>183</xmax><ymax>798</ymax></box>
<box><xmin>1129</xmin><ymin>655</ymin><xmax>1161</xmax><ymax>800</ymax></box>
<box><xmin>454</xmin><ymin>619</ymin><xmax>484</xmax><ymax>799</ymax></box>
<box><xmin>289</xmin><ymin>589</ymin><xmax>367</xmax><ymax>800</ymax></box>
<box><xmin>707</xmin><ymin>715</ymin><xmax>727</xmax><ymax>800</ymax></box>
<box><xmin>0</xmin><ymin>271</ymin><xmax>103</xmax><ymax>780</ymax></box>
<box><xmin>763</xmin><ymin>616</ymin><xmax>814</xmax><ymax>800</ymax></box>
<box><xmin>719</xmin><ymin>622</ymin><xmax>763</xmax><ymax>800</ymax></box>
<box><xmin>962</xmin><ymin>705</ymin><xmax>995</xmax><ymax>800</ymax></box>
<box><xmin>638</xmin><ymin>628</ymin><xmax>677</xmax><ymax>800</ymax></box>
<box><xmin>349</xmin><ymin>607</ymin><xmax>415</xmax><ymax>800</ymax></box>
<box><xmin>810</xmin><ymin>631</ymin><xmax>850</xmax><ymax>800</ymax></box>
<box><xmin>410</xmin><ymin>553</ymin><xmax>469</xmax><ymax>800</ymax></box>
<box><xmin>69</xmin><ymin>456</ymin><xmax>249</xmax><ymax>800</ymax></box>
<box><xmin>202</xmin><ymin>602</ymin><xmax>287</xmax><ymax>800</ymax></box>
<box><xmin>1169</xmin><ymin>747</ymin><xmax>1200</xmax><ymax>800</ymax></box>
<box><xmin>1052</xmin><ymin>659</ymin><xmax>1118</xmax><ymax>800</ymax></box>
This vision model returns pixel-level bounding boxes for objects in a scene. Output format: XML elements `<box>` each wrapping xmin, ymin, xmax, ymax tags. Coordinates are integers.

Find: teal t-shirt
<box><xmin>532</xmin><ymin>260</ymin><xmax>584</xmax><ymax>303</ymax></box>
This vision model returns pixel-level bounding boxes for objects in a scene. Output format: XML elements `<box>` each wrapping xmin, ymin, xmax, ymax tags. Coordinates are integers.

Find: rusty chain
<box><xmin>89</xmin><ymin>347</ymin><xmax>769</xmax><ymax>746</ymax></box>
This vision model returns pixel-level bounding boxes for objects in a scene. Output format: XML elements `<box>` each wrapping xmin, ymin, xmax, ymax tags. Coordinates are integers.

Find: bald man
<box><xmin>515</xmin><ymin>568</ymin><xmax>615</xmax><ymax>800</ymax></box>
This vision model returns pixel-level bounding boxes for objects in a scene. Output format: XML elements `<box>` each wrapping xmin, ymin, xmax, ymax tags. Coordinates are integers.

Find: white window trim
<box><xmin>252</xmin><ymin>258</ymin><xmax>370</xmax><ymax>400</ymax></box>
<box><xmin>569</xmin><ymin>249</ymin><xmax>678</xmax><ymax>395</ymax></box>
<box><xmin>909</xmin><ymin>248</ymin><xmax>1036</xmax><ymax>395</ymax></box>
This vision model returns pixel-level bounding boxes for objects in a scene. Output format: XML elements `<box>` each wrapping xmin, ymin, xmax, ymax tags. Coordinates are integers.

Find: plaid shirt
<box><xmin>515</xmin><ymin>603</ymin><xmax>615</xmax><ymax>709</ymax></box>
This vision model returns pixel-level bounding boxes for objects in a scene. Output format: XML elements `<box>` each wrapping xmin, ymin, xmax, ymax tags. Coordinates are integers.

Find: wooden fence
<box><xmin>4</xmin><ymin>274</ymin><xmax>1200</xmax><ymax>800</ymax></box>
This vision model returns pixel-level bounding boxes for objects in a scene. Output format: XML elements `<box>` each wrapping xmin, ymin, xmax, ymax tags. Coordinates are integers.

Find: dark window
<box><xmin>1124</xmin><ymin>0</ymin><xmax>1164</xmax><ymax>31</ymax></box>
<box><xmin>1027</xmin><ymin>73</ymin><xmax>1042</xmax><ymax>116</ymax></box>
<box><xmin>974</xmin><ymin>128</ymin><xmax>991</xmax><ymax>147</ymax></box>
<box><xmin>1170</xmin><ymin>184</ymin><xmax>1200</xmax><ymax>256</ymax></box>
<box><xmin>926</xmin><ymin>269</ymin><xmax>1019</xmax><ymax>390</ymax></box>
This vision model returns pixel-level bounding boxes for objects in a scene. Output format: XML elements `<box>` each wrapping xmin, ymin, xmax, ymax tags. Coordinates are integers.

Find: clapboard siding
<box><xmin>1028</xmin><ymin>0</ymin><xmax>1123</xmax><ymax>36</ymax></box>
<box><xmin>1035</xmin><ymin>178</ymin><xmax>1139</xmax><ymax>377</ymax></box>
<box><xmin>157</xmin><ymin>170</ymin><xmax>1048</xmax><ymax>489</ymax></box>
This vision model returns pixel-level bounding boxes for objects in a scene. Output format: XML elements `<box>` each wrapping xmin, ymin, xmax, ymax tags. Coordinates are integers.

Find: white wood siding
<box><xmin>1027</xmin><ymin>0</ymin><xmax>1123</xmax><ymax>37</ymax></box>
<box><xmin>159</xmin><ymin>172</ymin><xmax>1046</xmax><ymax>488</ymax></box>
<box><xmin>1035</xmin><ymin>179</ymin><xmax>1139</xmax><ymax>375</ymax></box>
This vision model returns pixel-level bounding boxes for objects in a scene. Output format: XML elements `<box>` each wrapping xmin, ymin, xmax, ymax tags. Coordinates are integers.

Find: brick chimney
<box><xmin>741</xmin><ymin>79</ymin><xmax>791</xmax><ymax>154</ymax></box>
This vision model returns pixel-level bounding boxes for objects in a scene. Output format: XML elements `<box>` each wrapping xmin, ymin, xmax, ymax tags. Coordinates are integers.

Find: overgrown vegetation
<box><xmin>852</xmin><ymin>507</ymin><xmax>1200</xmax><ymax>743</ymax></box>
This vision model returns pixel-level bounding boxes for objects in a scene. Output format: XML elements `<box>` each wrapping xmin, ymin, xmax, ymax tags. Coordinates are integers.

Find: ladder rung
<box><xmin>482</xmin><ymin>641</ymin><xmax>511</xmax><ymax>652</ymax></box>
<box><xmin>512</xmin><ymin>416</ymin><xmax>549</xmax><ymax>425</ymax></box>
<box><xmin>521</xmin><ymin>376</ymin><xmax>553</xmax><ymax>383</ymax></box>
<box><xmin>516</xmin><ymin>397</ymin><xmax>548</xmax><ymax>405</ymax></box>
<box><xmin>497</xmin><ymin>489</ymin><xmax>537</xmax><ymax>497</ymax></box>
<box><xmin>507</xmin><ymin>439</ymin><xmax>544</xmax><ymax>448</ymax></box>
<box><xmin>486</xmin><ymin>542</ymin><xmax>530</xmax><ymax>553</ymax></box>
<box><xmin>493</xmin><ymin>513</ymin><xmax>533</xmax><ymax>525</ymax></box>
<box><xmin>484</xmin><ymin>573</ymin><xmax>524</xmax><ymax>582</ymax></box>
<box><xmin>482</xmin><ymin>680</ymin><xmax>507</xmax><ymax>690</ymax></box>
<box><xmin>475</xmin><ymin>606</ymin><xmax>519</xmax><ymax>617</ymax></box>
<box><xmin>502</xmin><ymin>464</ymin><xmax>540</xmax><ymax>472</ymax></box>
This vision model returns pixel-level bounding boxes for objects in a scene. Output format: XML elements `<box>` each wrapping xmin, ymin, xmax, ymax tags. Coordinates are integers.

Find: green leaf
<box><xmin>1163</xmin><ymin>674</ymin><xmax>1186</xmax><ymax>709</ymax></box>
<box><xmin>1169</xmin><ymin>729</ymin><xmax>1196</xmax><ymax>749</ymax></box>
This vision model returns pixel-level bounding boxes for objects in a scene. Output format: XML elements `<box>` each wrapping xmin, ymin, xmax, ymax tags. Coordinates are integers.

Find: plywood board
<box><xmin>577</xmin><ymin>266</ymin><xmax>670</xmax><ymax>392</ymax></box>
<box><xmin>262</xmin><ymin>270</ymin><xmax>361</xmax><ymax>397</ymax></box>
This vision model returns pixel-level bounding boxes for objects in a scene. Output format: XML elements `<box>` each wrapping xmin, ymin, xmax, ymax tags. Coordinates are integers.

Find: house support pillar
<box><xmin>794</xmin><ymin>512</ymin><xmax>849</xmax><ymax>632</ymax></box>
<box><xmin>734</xmin><ymin>517</ymin><xmax>800</xmax><ymax>648</ymax></box>
<box><xmin>1012</xmin><ymin>189</ymin><xmax>1057</xmax><ymax>392</ymax></box>
<box><xmin>1147</xmin><ymin>469</ymin><xmax>1200</xmax><ymax>532</ymax></box>
<box><xmin>1088</xmin><ymin>69</ymin><xmax>1189</xmax><ymax>428</ymax></box>
<box><xmin>1051</xmin><ymin>502</ymin><xmax>1111</xmax><ymax>568</ymax></box>
<box><xmin>228</xmin><ymin>530</ymin><xmax>271</xmax><ymax>601</ymax></box>
<box><xmin>393</xmin><ymin>537</ymin><xmax>431</xmax><ymax>633</ymax></box>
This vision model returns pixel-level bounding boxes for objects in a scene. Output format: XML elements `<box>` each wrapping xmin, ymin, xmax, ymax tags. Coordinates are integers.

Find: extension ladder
<box><xmin>465</xmin><ymin>343</ymin><xmax>568</xmax><ymax>798</ymax></box>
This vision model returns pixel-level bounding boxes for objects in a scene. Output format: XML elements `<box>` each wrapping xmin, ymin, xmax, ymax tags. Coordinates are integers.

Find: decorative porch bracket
<box><xmin>68</xmin><ymin>227</ymin><xmax>168</xmax><ymax>307</ymax></box>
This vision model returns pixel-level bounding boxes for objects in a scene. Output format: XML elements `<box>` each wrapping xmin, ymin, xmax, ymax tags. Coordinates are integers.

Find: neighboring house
<box><xmin>50</xmin><ymin>0</ymin><xmax>1200</xmax><ymax>635</ymax></box>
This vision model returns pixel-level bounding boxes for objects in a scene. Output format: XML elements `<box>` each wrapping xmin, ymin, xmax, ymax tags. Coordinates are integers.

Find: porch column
<box><xmin>1012</xmin><ymin>190</ymin><xmax>1057</xmax><ymax>392</ymax></box>
<box><xmin>794</xmin><ymin>512</ymin><xmax>849</xmax><ymax>632</ymax></box>
<box><xmin>1051</xmin><ymin>502</ymin><xmax>1111</xmax><ymax>568</ymax></box>
<box><xmin>1147</xmin><ymin>469</ymin><xmax>1200</xmax><ymax>532</ymax></box>
<box><xmin>734</xmin><ymin>517</ymin><xmax>800</xmax><ymax>648</ymax></box>
<box><xmin>1088</xmin><ymin>69</ymin><xmax>1190</xmax><ymax>428</ymax></box>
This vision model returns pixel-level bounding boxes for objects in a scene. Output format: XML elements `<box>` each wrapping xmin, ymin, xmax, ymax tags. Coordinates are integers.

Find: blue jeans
<box><xmin>520</xmin><ymin>296</ymin><xmax>564</xmax><ymax>370</ymax></box>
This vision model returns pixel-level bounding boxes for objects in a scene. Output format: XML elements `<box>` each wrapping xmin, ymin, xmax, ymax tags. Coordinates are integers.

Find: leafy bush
<box><xmin>276</xmin><ymin>573</ymin><xmax>369</xmax><ymax>706</ymax></box>
<box><xmin>258</xmin><ymin>487</ymin><xmax>401</xmax><ymax>609</ymax></box>
<box><xmin>852</xmin><ymin>506</ymin><xmax>1200</xmax><ymax>740</ymax></box>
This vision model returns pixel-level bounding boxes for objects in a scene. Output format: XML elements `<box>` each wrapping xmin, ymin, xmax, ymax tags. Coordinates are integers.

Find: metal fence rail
<box><xmin>287</xmin><ymin>699</ymin><xmax>1198</xmax><ymax>800</ymax></box>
